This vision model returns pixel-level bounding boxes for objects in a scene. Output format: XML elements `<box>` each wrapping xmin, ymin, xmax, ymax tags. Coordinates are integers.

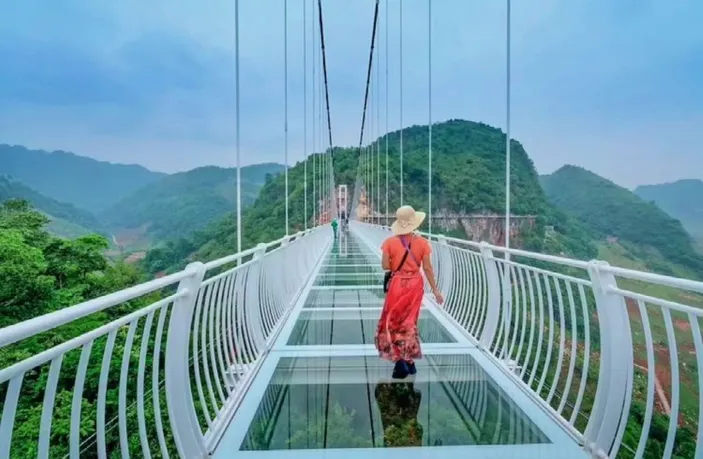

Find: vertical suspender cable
<box><xmin>357</xmin><ymin>0</ymin><xmax>380</xmax><ymax>223</ymax></box>
<box><xmin>319</xmin><ymin>45</ymin><xmax>324</xmax><ymax>221</ymax></box>
<box><xmin>428</xmin><ymin>0</ymin><xmax>432</xmax><ymax>235</ymax></box>
<box><xmin>284</xmin><ymin>0</ymin><xmax>289</xmax><ymax>235</ymax></box>
<box><xmin>235</xmin><ymin>0</ymin><xmax>242</xmax><ymax>255</ymax></box>
<box><xmin>311</xmin><ymin>0</ymin><xmax>316</xmax><ymax>226</ymax></box>
<box><xmin>385</xmin><ymin>0</ymin><xmax>389</xmax><ymax>225</ymax></box>
<box><xmin>399</xmin><ymin>0</ymin><xmax>404</xmax><ymax>206</ymax></box>
<box><xmin>368</xmin><ymin>83</ymin><xmax>371</xmax><ymax>223</ymax></box>
<box><xmin>370</xmin><ymin>76</ymin><xmax>374</xmax><ymax>223</ymax></box>
<box><xmin>502</xmin><ymin>0</ymin><xmax>513</xmax><ymax>362</ymax></box>
<box><xmin>303</xmin><ymin>0</ymin><xmax>308</xmax><ymax>230</ymax></box>
<box><xmin>505</xmin><ymin>0</ymin><xmax>512</xmax><ymax>251</ymax></box>
<box><xmin>376</xmin><ymin>37</ymin><xmax>380</xmax><ymax>226</ymax></box>
<box><xmin>317</xmin><ymin>43</ymin><xmax>322</xmax><ymax>221</ymax></box>
<box><xmin>317</xmin><ymin>0</ymin><xmax>334</xmax><ymax>220</ymax></box>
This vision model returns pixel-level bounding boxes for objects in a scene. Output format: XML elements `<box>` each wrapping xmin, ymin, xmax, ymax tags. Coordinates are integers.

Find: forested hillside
<box><xmin>635</xmin><ymin>179</ymin><xmax>703</xmax><ymax>240</ymax></box>
<box><xmin>0</xmin><ymin>176</ymin><xmax>104</xmax><ymax>238</ymax></box>
<box><xmin>0</xmin><ymin>144</ymin><xmax>165</xmax><ymax>212</ymax></box>
<box><xmin>0</xmin><ymin>199</ymin><xmax>158</xmax><ymax>456</ymax></box>
<box><xmin>0</xmin><ymin>199</ymin><xmax>141</xmax><ymax>327</ymax></box>
<box><xmin>142</xmin><ymin>120</ymin><xmax>598</xmax><ymax>274</ymax></box>
<box><xmin>100</xmin><ymin>163</ymin><xmax>284</xmax><ymax>243</ymax></box>
<box><xmin>540</xmin><ymin>165</ymin><xmax>703</xmax><ymax>275</ymax></box>
<box><xmin>2</xmin><ymin>121</ymin><xmax>700</xmax><ymax>458</ymax></box>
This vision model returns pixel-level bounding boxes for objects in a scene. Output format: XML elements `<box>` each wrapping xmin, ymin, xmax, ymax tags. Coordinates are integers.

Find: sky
<box><xmin>0</xmin><ymin>0</ymin><xmax>701</xmax><ymax>189</ymax></box>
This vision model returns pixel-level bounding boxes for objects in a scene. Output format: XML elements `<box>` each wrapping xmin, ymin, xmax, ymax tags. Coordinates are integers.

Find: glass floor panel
<box><xmin>240</xmin><ymin>354</ymin><xmax>549</xmax><ymax>450</ymax></box>
<box><xmin>303</xmin><ymin>288</ymin><xmax>386</xmax><ymax>308</ymax></box>
<box><xmin>319</xmin><ymin>264</ymin><xmax>383</xmax><ymax>276</ymax></box>
<box><xmin>324</xmin><ymin>256</ymin><xmax>377</xmax><ymax>266</ymax></box>
<box><xmin>314</xmin><ymin>272</ymin><xmax>384</xmax><ymax>287</ymax></box>
<box><xmin>287</xmin><ymin>309</ymin><xmax>456</xmax><ymax>345</ymax></box>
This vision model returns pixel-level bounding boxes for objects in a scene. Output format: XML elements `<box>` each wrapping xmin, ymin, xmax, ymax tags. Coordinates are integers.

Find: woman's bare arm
<box><xmin>422</xmin><ymin>255</ymin><xmax>438</xmax><ymax>291</ymax></box>
<box><xmin>382</xmin><ymin>251</ymin><xmax>391</xmax><ymax>270</ymax></box>
<box><xmin>422</xmin><ymin>254</ymin><xmax>444</xmax><ymax>304</ymax></box>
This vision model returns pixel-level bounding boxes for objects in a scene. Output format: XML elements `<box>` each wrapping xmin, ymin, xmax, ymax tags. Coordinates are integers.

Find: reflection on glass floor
<box><xmin>240</xmin><ymin>354</ymin><xmax>549</xmax><ymax>450</ymax></box>
<box><xmin>287</xmin><ymin>309</ymin><xmax>456</xmax><ymax>345</ymax></box>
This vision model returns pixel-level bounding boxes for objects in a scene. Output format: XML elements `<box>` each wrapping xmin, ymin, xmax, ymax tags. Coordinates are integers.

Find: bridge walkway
<box><xmin>212</xmin><ymin>229</ymin><xmax>586</xmax><ymax>458</ymax></box>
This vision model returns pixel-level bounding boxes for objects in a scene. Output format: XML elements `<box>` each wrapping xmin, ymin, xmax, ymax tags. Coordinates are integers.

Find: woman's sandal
<box><xmin>392</xmin><ymin>360</ymin><xmax>409</xmax><ymax>379</ymax></box>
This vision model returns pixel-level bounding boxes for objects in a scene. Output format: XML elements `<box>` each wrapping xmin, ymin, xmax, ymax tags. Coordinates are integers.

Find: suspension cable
<box><xmin>284</xmin><ymin>0</ymin><xmax>289</xmax><ymax>235</ymax></box>
<box><xmin>366</xmin><ymin>68</ymin><xmax>375</xmax><ymax>223</ymax></box>
<box><xmin>311</xmin><ymin>0</ymin><xmax>316</xmax><ymax>225</ymax></box>
<box><xmin>317</xmin><ymin>0</ymin><xmax>333</xmax><ymax>150</ymax></box>
<box><xmin>501</xmin><ymin>0</ymin><xmax>513</xmax><ymax>362</ymax></box>
<box><xmin>428</xmin><ymin>0</ymin><xmax>432</xmax><ymax>235</ymax></box>
<box><xmin>399</xmin><ymin>0</ymin><xmax>404</xmax><ymax>206</ymax></box>
<box><xmin>357</xmin><ymin>0</ymin><xmax>380</xmax><ymax>151</ymax></box>
<box><xmin>356</xmin><ymin>0</ymin><xmax>380</xmax><ymax>224</ymax></box>
<box><xmin>505</xmin><ymin>0</ymin><xmax>512</xmax><ymax>250</ymax></box>
<box><xmin>319</xmin><ymin>43</ymin><xmax>324</xmax><ymax>220</ymax></box>
<box><xmin>385</xmin><ymin>0</ymin><xmax>389</xmax><ymax>225</ymax></box>
<box><xmin>303</xmin><ymin>0</ymin><xmax>308</xmax><ymax>230</ymax></box>
<box><xmin>376</xmin><ymin>37</ymin><xmax>381</xmax><ymax>226</ymax></box>
<box><xmin>235</xmin><ymin>0</ymin><xmax>242</xmax><ymax>253</ymax></box>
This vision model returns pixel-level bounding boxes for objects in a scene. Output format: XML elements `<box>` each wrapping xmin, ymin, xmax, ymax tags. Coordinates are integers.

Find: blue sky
<box><xmin>0</xmin><ymin>0</ymin><xmax>701</xmax><ymax>188</ymax></box>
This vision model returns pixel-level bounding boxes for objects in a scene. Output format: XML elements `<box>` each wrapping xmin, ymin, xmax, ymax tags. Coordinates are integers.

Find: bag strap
<box><xmin>399</xmin><ymin>235</ymin><xmax>420</xmax><ymax>265</ymax></box>
<box><xmin>393</xmin><ymin>235</ymin><xmax>417</xmax><ymax>273</ymax></box>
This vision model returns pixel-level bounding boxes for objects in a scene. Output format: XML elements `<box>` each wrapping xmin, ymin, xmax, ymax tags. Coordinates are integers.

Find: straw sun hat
<box><xmin>391</xmin><ymin>205</ymin><xmax>426</xmax><ymax>235</ymax></box>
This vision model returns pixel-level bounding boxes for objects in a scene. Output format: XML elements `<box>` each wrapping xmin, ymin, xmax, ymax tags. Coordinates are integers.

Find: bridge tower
<box><xmin>337</xmin><ymin>184</ymin><xmax>348</xmax><ymax>220</ymax></box>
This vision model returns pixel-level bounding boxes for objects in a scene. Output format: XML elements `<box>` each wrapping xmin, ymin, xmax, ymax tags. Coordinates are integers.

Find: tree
<box><xmin>0</xmin><ymin>198</ymin><xmax>51</xmax><ymax>247</ymax></box>
<box><xmin>0</xmin><ymin>230</ymin><xmax>54</xmax><ymax>324</ymax></box>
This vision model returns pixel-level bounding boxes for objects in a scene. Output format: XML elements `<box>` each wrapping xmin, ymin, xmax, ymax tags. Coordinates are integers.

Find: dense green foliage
<box><xmin>0</xmin><ymin>199</ymin><xmax>170</xmax><ymax>458</ymax></box>
<box><xmin>635</xmin><ymin>179</ymin><xmax>703</xmax><ymax>240</ymax></box>
<box><xmin>376</xmin><ymin>120</ymin><xmax>547</xmax><ymax>216</ymax></box>
<box><xmin>541</xmin><ymin>165</ymin><xmax>703</xmax><ymax>274</ymax></box>
<box><xmin>0</xmin><ymin>176</ymin><xmax>104</xmax><ymax>238</ymax></box>
<box><xmin>1</xmin><ymin>117</ymin><xmax>700</xmax><ymax>458</ymax></box>
<box><xmin>0</xmin><ymin>144</ymin><xmax>165</xmax><ymax>212</ymax></box>
<box><xmin>0</xmin><ymin>199</ymin><xmax>139</xmax><ymax>326</ymax></box>
<box><xmin>144</xmin><ymin>120</ymin><xmax>598</xmax><ymax>273</ymax></box>
<box><xmin>100</xmin><ymin>163</ymin><xmax>284</xmax><ymax>242</ymax></box>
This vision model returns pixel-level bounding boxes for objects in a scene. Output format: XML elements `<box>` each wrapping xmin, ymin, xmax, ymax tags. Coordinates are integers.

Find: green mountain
<box><xmin>635</xmin><ymin>179</ymin><xmax>703</xmax><ymax>240</ymax></box>
<box><xmin>540</xmin><ymin>165</ymin><xmax>703</xmax><ymax>276</ymax></box>
<box><xmin>0</xmin><ymin>176</ymin><xmax>104</xmax><ymax>238</ymax></box>
<box><xmin>0</xmin><ymin>144</ymin><xmax>165</xmax><ymax>212</ymax></box>
<box><xmin>143</xmin><ymin>120</ymin><xmax>597</xmax><ymax>273</ymax></box>
<box><xmin>101</xmin><ymin>163</ymin><xmax>285</xmax><ymax>246</ymax></box>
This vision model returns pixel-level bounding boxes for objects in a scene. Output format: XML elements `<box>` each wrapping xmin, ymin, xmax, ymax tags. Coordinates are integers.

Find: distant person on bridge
<box><xmin>340</xmin><ymin>210</ymin><xmax>349</xmax><ymax>232</ymax></box>
<box><xmin>376</xmin><ymin>205</ymin><xmax>444</xmax><ymax>379</ymax></box>
<box><xmin>331</xmin><ymin>218</ymin><xmax>338</xmax><ymax>239</ymax></box>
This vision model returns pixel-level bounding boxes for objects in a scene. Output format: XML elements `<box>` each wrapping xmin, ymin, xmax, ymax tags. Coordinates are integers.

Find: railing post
<box><xmin>435</xmin><ymin>235</ymin><xmax>454</xmax><ymax>299</ymax></box>
<box><xmin>249</xmin><ymin>244</ymin><xmax>268</xmax><ymax>348</ymax></box>
<box><xmin>585</xmin><ymin>260</ymin><xmax>633</xmax><ymax>458</ymax></box>
<box><xmin>165</xmin><ymin>262</ymin><xmax>207</xmax><ymax>459</ymax></box>
<box><xmin>478</xmin><ymin>242</ymin><xmax>502</xmax><ymax>351</ymax></box>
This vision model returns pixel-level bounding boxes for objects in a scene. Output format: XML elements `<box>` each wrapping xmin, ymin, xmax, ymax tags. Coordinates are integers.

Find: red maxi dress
<box><xmin>375</xmin><ymin>235</ymin><xmax>431</xmax><ymax>363</ymax></box>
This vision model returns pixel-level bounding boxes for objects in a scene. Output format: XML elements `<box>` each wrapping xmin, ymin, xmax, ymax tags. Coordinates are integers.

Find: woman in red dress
<box><xmin>375</xmin><ymin>205</ymin><xmax>444</xmax><ymax>379</ymax></box>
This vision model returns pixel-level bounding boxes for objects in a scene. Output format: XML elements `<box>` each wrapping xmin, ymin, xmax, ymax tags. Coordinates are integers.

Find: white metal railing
<box><xmin>0</xmin><ymin>227</ymin><xmax>330</xmax><ymax>459</ymax></box>
<box><xmin>353</xmin><ymin>221</ymin><xmax>703</xmax><ymax>459</ymax></box>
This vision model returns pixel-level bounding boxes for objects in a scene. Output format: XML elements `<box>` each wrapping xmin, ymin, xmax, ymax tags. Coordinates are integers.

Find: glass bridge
<box><xmin>1</xmin><ymin>223</ymin><xmax>702</xmax><ymax>459</ymax></box>
<box><xmin>215</xmin><ymin>232</ymin><xmax>585</xmax><ymax>458</ymax></box>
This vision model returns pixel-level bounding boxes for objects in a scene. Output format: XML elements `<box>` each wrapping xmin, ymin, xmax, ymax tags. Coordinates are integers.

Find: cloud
<box><xmin>0</xmin><ymin>0</ymin><xmax>701</xmax><ymax>188</ymax></box>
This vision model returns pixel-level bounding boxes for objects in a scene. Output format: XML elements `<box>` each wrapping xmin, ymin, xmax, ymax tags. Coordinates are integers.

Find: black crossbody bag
<box><xmin>383</xmin><ymin>239</ymin><xmax>412</xmax><ymax>293</ymax></box>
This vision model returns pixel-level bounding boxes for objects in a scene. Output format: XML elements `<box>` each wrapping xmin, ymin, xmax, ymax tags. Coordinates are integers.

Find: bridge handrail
<box><xmin>0</xmin><ymin>226</ymin><xmax>330</xmax><ymax>459</ymax></box>
<box><xmin>353</xmin><ymin>221</ymin><xmax>703</xmax><ymax>459</ymax></box>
